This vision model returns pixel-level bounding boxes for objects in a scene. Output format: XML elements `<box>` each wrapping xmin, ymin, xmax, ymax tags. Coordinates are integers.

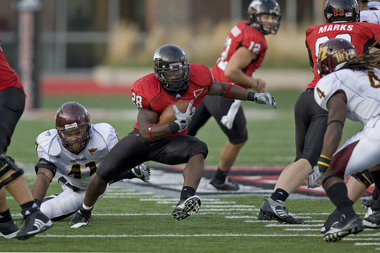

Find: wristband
<box><xmin>225</xmin><ymin>83</ymin><xmax>233</xmax><ymax>99</ymax></box>
<box><xmin>317</xmin><ymin>155</ymin><xmax>331</xmax><ymax>173</ymax></box>
<box><xmin>327</xmin><ymin>120</ymin><xmax>344</xmax><ymax>127</ymax></box>
<box><xmin>147</xmin><ymin>124</ymin><xmax>154</xmax><ymax>141</ymax></box>
<box><xmin>247</xmin><ymin>91</ymin><xmax>256</xmax><ymax>101</ymax></box>
<box><xmin>169</xmin><ymin>122</ymin><xmax>180</xmax><ymax>132</ymax></box>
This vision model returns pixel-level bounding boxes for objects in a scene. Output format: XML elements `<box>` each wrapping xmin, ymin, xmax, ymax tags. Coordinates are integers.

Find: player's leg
<box><xmin>364</xmin><ymin>172</ymin><xmax>380</xmax><ymax>228</ymax></box>
<box><xmin>40</xmin><ymin>185</ymin><xmax>86</xmax><ymax>221</ymax></box>
<box><xmin>206</xmin><ymin>95</ymin><xmax>247</xmax><ymax>190</ymax></box>
<box><xmin>322</xmin><ymin>125</ymin><xmax>380</xmax><ymax>241</ymax></box>
<box><xmin>70</xmin><ymin>130</ymin><xmax>148</xmax><ymax>228</ymax></box>
<box><xmin>322</xmin><ymin>170</ymin><xmax>363</xmax><ymax>242</ymax></box>
<box><xmin>152</xmin><ymin>135</ymin><xmax>208</xmax><ymax>221</ymax></box>
<box><xmin>322</xmin><ymin>170</ymin><xmax>373</xmax><ymax>233</ymax></box>
<box><xmin>275</xmin><ymin>90</ymin><xmax>327</xmax><ymax>194</ymax></box>
<box><xmin>0</xmin><ymin>188</ymin><xmax>19</xmax><ymax>239</ymax></box>
<box><xmin>258</xmin><ymin>90</ymin><xmax>326</xmax><ymax>224</ymax></box>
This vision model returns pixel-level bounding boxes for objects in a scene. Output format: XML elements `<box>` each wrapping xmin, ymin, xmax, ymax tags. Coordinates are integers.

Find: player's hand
<box><xmin>255</xmin><ymin>78</ymin><xmax>267</xmax><ymax>92</ymax></box>
<box><xmin>307</xmin><ymin>166</ymin><xmax>322</xmax><ymax>188</ymax></box>
<box><xmin>173</xmin><ymin>101</ymin><xmax>195</xmax><ymax>132</ymax></box>
<box><xmin>253</xmin><ymin>92</ymin><xmax>278</xmax><ymax>109</ymax></box>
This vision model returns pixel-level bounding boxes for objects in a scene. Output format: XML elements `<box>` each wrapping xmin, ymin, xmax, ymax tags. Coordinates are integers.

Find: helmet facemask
<box><xmin>55</xmin><ymin>102</ymin><xmax>91</xmax><ymax>154</ymax></box>
<box><xmin>153</xmin><ymin>44</ymin><xmax>190</xmax><ymax>92</ymax></box>
<box><xmin>57</xmin><ymin>123</ymin><xmax>91</xmax><ymax>154</ymax></box>
<box><xmin>154</xmin><ymin>61</ymin><xmax>190</xmax><ymax>92</ymax></box>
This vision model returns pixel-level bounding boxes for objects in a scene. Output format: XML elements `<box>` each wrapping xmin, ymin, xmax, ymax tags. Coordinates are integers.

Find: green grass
<box><xmin>3</xmin><ymin>89</ymin><xmax>370</xmax><ymax>252</ymax></box>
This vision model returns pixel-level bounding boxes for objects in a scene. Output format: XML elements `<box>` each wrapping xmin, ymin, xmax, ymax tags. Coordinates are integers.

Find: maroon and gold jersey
<box><xmin>131</xmin><ymin>63</ymin><xmax>213</xmax><ymax>137</ymax></box>
<box><xmin>0</xmin><ymin>43</ymin><xmax>23</xmax><ymax>91</ymax></box>
<box><xmin>212</xmin><ymin>21</ymin><xmax>267</xmax><ymax>89</ymax></box>
<box><xmin>305</xmin><ymin>22</ymin><xmax>380</xmax><ymax>89</ymax></box>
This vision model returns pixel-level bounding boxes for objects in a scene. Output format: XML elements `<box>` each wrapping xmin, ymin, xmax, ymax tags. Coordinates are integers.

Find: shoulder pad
<box><xmin>91</xmin><ymin>123</ymin><xmax>119</xmax><ymax>150</ymax></box>
<box><xmin>36</xmin><ymin>129</ymin><xmax>61</xmax><ymax>157</ymax></box>
<box><xmin>189</xmin><ymin>63</ymin><xmax>213</xmax><ymax>87</ymax></box>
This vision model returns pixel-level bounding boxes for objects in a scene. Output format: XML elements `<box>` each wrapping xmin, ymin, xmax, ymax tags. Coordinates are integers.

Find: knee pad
<box><xmin>0</xmin><ymin>154</ymin><xmax>24</xmax><ymax>188</ymax></box>
<box><xmin>352</xmin><ymin>170</ymin><xmax>373</xmax><ymax>189</ymax></box>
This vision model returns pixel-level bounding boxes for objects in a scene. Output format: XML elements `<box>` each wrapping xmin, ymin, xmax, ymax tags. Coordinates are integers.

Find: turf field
<box><xmin>3</xmin><ymin>89</ymin><xmax>377</xmax><ymax>252</ymax></box>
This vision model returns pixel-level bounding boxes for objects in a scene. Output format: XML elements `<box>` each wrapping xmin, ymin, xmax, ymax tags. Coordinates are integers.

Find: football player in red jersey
<box><xmin>0</xmin><ymin>43</ymin><xmax>52</xmax><ymax>239</ymax></box>
<box><xmin>188</xmin><ymin>0</ymin><xmax>281</xmax><ymax>191</ymax></box>
<box><xmin>258</xmin><ymin>0</ymin><xmax>380</xmax><ymax>227</ymax></box>
<box><xmin>69</xmin><ymin>44</ymin><xmax>277</xmax><ymax>227</ymax></box>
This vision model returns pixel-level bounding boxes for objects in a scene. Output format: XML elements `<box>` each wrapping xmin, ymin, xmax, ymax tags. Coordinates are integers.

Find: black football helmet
<box><xmin>153</xmin><ymin>44</ymin><xmax>190</xmax><ymax>92</ymax></box>
<box><xmin>317</xmin><ymin>38</ymin><xmax>357</xmax><ymax>77</ymax></box>
<box><xmin>55</xmin><ymin>102</ymin><xmax>91</xmax><ymax>154</ymax></box>
<box><xmin>248</xmin><ymin>0</ymin><xmax>281</xmax><ymax>35</ymax></box>
<box><xmin>324</xmin><ymin>0</ymin><xmax>360</xmax><ymax>23</ymax></box>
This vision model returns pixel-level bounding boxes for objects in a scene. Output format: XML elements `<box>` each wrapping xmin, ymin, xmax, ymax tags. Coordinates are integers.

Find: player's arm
<box><xmin>224</xmin><ymin>47</ymin><xmax>266</xmax><ymax>92</ymax></box>
<box><xmin>137</xmin><ymin>108</ymin><xmax>177</xmax><ymax>141</ymax></box>
<box><xmin>320</xmin><ymin>91</ymin><xmax>347</xmax><ymax>158</ymax></box>
<box><xmin>32</xmin><ymin>159</ymin><xmax>56</xmax><ymax>205</ymax></box>
<box><xmin>208</xmin><ymin>81</ymin><xmax>277</xmax><ymax>108</ymax></box>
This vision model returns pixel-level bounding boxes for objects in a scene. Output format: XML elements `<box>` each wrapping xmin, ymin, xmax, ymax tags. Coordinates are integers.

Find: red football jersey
<box><xmin>212</xmin><ymin>21</ymin><xmax>267</xmax><ymax>89</ymax></box>
<box><xmin>131</xmin><ymin>63</ymin><xmax>213</xmax><ymax>137</ymax></box>
<box><xmin>305</xmin><ymin>22</ymin><xmax>380</xmax><ymax>89</ymax></box>
<box><xmin>0</xmin><ymin>43</ymin><xmax>23</xmax><ymax>91</ymax></box>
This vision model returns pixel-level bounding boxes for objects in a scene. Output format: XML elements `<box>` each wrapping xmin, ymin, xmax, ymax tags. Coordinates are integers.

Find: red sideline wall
<box><xmin>41</xmin><ymin>77</ymin><xmax>131</xmax><ymax>96</ymax></box>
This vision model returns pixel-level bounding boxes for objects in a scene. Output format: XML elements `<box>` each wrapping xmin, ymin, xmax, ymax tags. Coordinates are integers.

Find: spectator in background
<box><xmin>188</xmin><ymin>0</ymin><xmax>281</xmax><ymax>191</ymax></box>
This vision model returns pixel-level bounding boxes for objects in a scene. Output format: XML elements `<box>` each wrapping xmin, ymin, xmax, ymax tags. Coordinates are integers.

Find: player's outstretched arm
<box><xmin>208</xmin><ymin>81</ymin><xmax>277</xmax><ymax>108</ymax></box>
<box><xmin>32</xmin><ymin>167</ymin><xmax>54</xmax><ymax>205</ymax></box>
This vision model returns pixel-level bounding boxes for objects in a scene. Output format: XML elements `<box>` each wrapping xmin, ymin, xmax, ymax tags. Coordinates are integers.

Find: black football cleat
<box><xmin>321</xmin><ymin>208</ymin><xmax>340</xmax><ymax>233</ymax></box>
<box><xmin>131</xmin><ymin>163</ymin><xmax>151</xmax><ymax>183</ymax></box>
<box><xmin>16</xmin><ymin>207</ymin><xmax>52</xmax><ymax>240</ymax></box>
<box><xmin>361</xmin><ymin>197</ymin><xmax>375</xmax><ymax>209</ymax></box>
<box><xmin>324</xmin><ymin>214</ymin><xmax>363</xmax><ymax>242</ymax></box>
<box><xmin>210</xmin><ymin>178</ymin><xmax>239</xmax><ymax>191</ymax></box>
<box><xmin>258</xmin><ymin>198</ymin><xmax>304</xmax><ymax>224</ymax></box>
<box><xmin>363</xmin><ymin>207</ymin><xmax>380</xmax><ymax>228</ymax></box>
<box><xmin>69</xmin><ymin>205</ymin><xmax>92</xmax><ymax>228</ymax></box>
<box><xmin>172</xmin><ymin>196</ymin><xmax>201</xmax><ymax>221</ymax></box>
<box><xmin>0</xmin><ymin>220</ymin><xmax>19</xmax><ymax>239</ymax></box>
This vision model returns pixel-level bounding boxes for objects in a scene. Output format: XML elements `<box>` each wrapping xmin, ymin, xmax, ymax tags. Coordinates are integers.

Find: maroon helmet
<box><xmin>55</xmin><ymin>102</ymin><xmax>91</xmax><ymax>154</ymax></box>
<box><xmin>317</xmin><ymin>38</ymin><xmax>357</xmax><ymax>77</ymax></box>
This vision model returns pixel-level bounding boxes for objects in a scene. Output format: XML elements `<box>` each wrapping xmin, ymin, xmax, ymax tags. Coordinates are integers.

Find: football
<box><xmin>159</xmin><ymin>100</ymin><xmax>191</xmax><ymax>124</ymax></box>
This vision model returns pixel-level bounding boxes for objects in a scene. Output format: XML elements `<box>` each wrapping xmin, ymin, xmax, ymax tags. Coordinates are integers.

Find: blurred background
<box><xmin>0</xmin><ymin>0</ymin><xmax>326</xmax><ymax>109</ymax></box>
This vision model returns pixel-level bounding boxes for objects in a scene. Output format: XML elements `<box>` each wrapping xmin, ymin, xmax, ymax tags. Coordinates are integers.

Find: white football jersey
<box><xmin>360</xmin><ymin>9</ymin><xmax>380</xmax><ymax>24</ymax></box>
<box><xmin>35</xmin><ymin>122</ymin><xmax>118</xmax><ymax>189</ymax></box>
<box><xmin>314</xmin><ymin>68</ymin><xmax>380</xmax><ymax>126</ymax></box>
<box><xmin>368</xmin><ymin>1</ymin><xmax>380</xmax><ymax>10</ymax></box>
<box><xmin>315</xmin><ymin>68</ymin><xmax>380</xmax><ymax>177</ymax></box>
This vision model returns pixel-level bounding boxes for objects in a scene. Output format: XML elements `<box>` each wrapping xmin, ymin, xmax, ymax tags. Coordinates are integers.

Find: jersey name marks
<box><xmin>69</xmin><ymin>157</ymin><xmax>87</xmax><ymax>163</ymax></box>
<box><xmin>318</xmin><ymin>24</ymin><xmax>354</xmax><ymax>34</ymax></box>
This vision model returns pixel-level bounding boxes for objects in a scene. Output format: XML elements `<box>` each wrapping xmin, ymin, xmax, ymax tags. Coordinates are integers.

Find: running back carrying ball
<box><xmin>159</xmin><ymin>100</ymin><xmax>191</xmax><ymax>124</ymax></box>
